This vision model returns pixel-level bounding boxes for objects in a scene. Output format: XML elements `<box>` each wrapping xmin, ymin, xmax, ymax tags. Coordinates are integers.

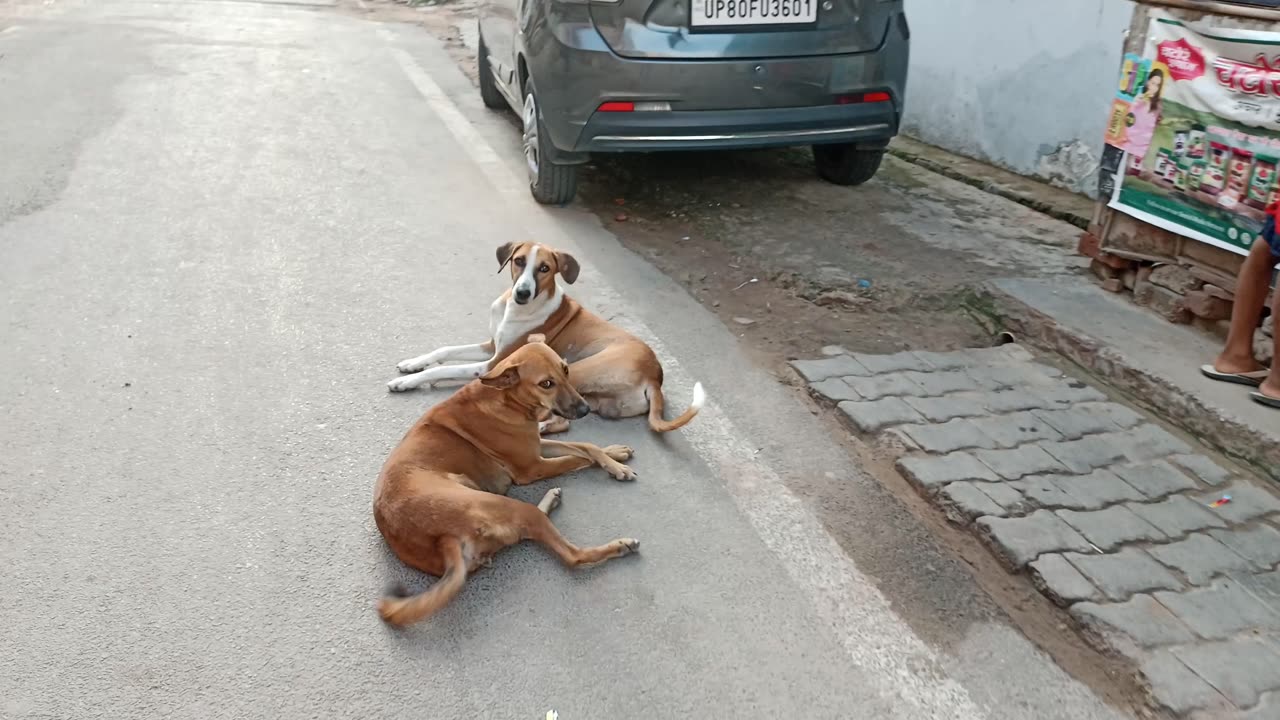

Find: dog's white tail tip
<box><xmin>691</xmin><ymin>382</ymin><xmax>706</xmax><ymax>410</ymax></box>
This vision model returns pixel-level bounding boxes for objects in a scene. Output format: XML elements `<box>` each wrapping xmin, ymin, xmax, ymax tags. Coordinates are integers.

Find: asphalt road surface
<box><xmin>1</xmin><ymin>2</ymin><xmax>1136</xmax><ymax>718</ymax></box>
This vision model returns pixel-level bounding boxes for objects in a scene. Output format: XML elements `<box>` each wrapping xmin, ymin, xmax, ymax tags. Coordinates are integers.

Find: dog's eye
<box><xmin>539</xmin><ymin>264</ymin><xmax>550</xmax><ymax>273</ymax></box>
<box><xmin>514</xmin><ymin>257</ymin><xmax>526</xmax><ymax>268</ymax></box>
<box><xmin>539</xmin><ymin>379</ymin><xmax>555</xmax><ymax>389</ymax></box>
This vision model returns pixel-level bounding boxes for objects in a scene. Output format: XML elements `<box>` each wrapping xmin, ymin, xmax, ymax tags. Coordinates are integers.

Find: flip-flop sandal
<box><xmin>1250</xmin><ymin>391</ymin><xmax>1280</xmax><ymax>408</ymax></box>
<box><xmin>1200</xmin><ymin>365</ymin><xmax>1269</xmax><ymax>387</ymax></box>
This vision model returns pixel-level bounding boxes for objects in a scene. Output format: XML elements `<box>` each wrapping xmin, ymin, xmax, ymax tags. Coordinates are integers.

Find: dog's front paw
<box><xmin>539</xmin><ymin>417</ymin><xmax>571</xmax><ymax>435</ymax></box>
<box><xmin>603</xmin><ymin>445</ymin><xmax>634</xmax><ymax>462</ymax></box>
<box><xmin>539</xmin><ymin>487</ymin><xmax>563</xmax><ymax>513</ymax></box>
<box><xmin>387</xmin><ymin>375</ymin><xmax>420</xmax><ymax>393</ymax></box>
<box><xmin>612</xmin><ymin>538</ymin><xmax>640</xmax><ymax>556</ymax></box>
<box><xmin>396</xmin><ymin>355</ymin><xmax>432</xmax><ymax>374</ymax></box>
<box><xmin>607</xmin><ymin>462</ymin><xmax>637</xmax><ymax>482</ymax></box>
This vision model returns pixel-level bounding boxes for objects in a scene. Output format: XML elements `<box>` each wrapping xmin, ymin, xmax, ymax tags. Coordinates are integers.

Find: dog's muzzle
<box><xmin>513</xmin><ymin>286</ymin><xmax>532</xmax><ymax>304</ymax></box>
<box><xmin>556</xmin><ymin>400</ymin><xmax>590</xmax><ymax>420</ymax></box>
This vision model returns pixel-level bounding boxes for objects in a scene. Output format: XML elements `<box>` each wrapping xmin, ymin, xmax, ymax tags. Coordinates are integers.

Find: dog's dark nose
<box><xmin>573</xmin><ymin>400</ymin><xmax>590</xmax><ymax>419</ymax></box>
<box><xmin>514</xmin><ymin>288</ymin><xmax>532</xmax><ymax>303</ymax></box>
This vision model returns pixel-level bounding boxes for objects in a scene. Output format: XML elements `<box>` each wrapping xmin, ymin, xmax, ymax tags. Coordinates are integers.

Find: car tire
<box><xmin>813</xmin><ymin>144</ymin><xmax>884</xmax><ymax>187</ymax></box>
<box><xmin>521</xmin><ymin>80</ymin><xmax>578</xmax><ymax>205</ymax></box>
<box><xmin>477</xmin><ymin>33</ymin><xmax>507</xmax><ymax>111</ymax></box>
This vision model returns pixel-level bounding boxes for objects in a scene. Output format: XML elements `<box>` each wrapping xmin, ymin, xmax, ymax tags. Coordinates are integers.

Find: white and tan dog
<box><xmin>388</xmin><ymin>242</ymin><xmax>704</xmax><ymax>434</ymax></box>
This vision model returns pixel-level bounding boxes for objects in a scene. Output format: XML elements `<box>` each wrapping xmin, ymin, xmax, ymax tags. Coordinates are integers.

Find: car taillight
<box><xmin>837</xmin><ymin>92</ymin><xmax>892</xmax><ymax>104</ymax></box>
<box><xmin>596</xmin><ymin>101</ymin><xmax>671</xmax><ymax>112</ymax></box>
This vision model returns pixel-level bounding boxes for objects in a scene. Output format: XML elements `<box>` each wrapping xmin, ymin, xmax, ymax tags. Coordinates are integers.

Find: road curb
<box><xmin>887</xmin><ymin>139</ymin><xmax>1093</xmax><ymax>231</ymax></box>
<box><xmin>983</xmin><ymin>282</ymin><xmax>1280</xmax><ymax>484</ymax></box>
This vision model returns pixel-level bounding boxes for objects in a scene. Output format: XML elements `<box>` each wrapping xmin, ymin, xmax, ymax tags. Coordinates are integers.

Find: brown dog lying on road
<box><xmin>375</xmin><ymin>335</ymin><xmax>640</xmax><ymax>627</ymax></box>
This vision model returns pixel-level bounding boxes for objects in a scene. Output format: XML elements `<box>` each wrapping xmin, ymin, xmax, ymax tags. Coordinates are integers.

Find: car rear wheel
<box><xmin>522</xmin><ymin>81</ymin><xmax>578</xmax><ymax>205</ymax></box>
<box><xmin>813</xmin><ymin>144</ymin><xmax>884</xmax><ymax>187</ymax></box>
<box><xmin>477</xmin><ymin>33</ymin><xmax>507</xmax><ymax>111</ymax></box>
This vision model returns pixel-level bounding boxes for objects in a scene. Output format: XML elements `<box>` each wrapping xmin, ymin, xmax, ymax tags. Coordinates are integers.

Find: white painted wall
<box><xmin>901</xmin><ymin>0</ymin><xmax>1134</xmax><ymax>197</ymax></box>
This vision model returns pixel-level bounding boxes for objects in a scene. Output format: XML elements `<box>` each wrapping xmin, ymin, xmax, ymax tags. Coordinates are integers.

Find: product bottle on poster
<box><xmin>1188</xmin><ymin>161</ymin><xmax>1206</xmax><ymax>191</ymax></box>
<box><xmin>1121</xmin><ymin>57</ymin><xmax>1136</xmax><ymax>94</ymax></box>
<box><xmin>1202</xmin><ymin>143</ymin><xmax>1230</xmax><ymax>195</ymax></box>
<box><xmin>1248</xmin><ymin>155</ymin><xmax>1277</xmax><ymax>209</ymax></box>
<box><xmin>1209</xmin><ymin>141</ymin><xmax>1231</xmax><ymax>170</ymax></box>
<box><xmin>1127</xmin><ymin>152</ymin><xmax>1145</xmax><ymax>176</ymax></box>
<box><xmin>1189</xmin><ymin>124</ymin><xmax>1207</xmax><ymax>159</ymax></box>
<box><xmin>1202</xmin><ymin>162</ymin><xmax>1227</xmax><ymax>195</ymax></box>
<box><xmin>1155</xmin><ymin>149</ymin><xmax>1172</xmax><ymax>180</ymax></box>
<box><xmin>1166</xmin><ymin>151</ymin><xmax>1183</xmax><ymax>184</ymax></box>
<box><xmin>1220</xmin><ymin>147</ymin><xmax>1253</xmax><ymax>210</ymax></box>
<box><xmin>1174</xmin><ymin>161</ymin><xmax>1188</xmax><ymax>192</ymax></box>
<box><xmin>1173</xmin><ymin>128</ymin><xmax>1189</xmax><ymax>158</ymax></box>
<box><xmin>1228</xmin><ymin>147</ymin><xmax>1254</xmax><ymax>196</ymax></box>
<box><xmin>1267</xmin><ymin>181</ymin><xmax>1280</xmax><ymax>210</ymax></box>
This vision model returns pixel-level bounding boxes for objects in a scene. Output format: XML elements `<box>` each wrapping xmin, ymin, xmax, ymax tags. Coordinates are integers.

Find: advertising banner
<box><xmin>1106</xmin><ymin>10</ymin><xmax>1280</xmax><ymax>256</ymax></box>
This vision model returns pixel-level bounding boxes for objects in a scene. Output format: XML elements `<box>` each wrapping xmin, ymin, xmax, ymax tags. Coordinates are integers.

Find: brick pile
<box><xmin>1079</xmin><ymin>215</ymin><xmax>1274</xmax><ymax>365</ymax></box>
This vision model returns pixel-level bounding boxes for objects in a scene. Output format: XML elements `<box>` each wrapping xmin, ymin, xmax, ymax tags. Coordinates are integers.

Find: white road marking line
<box><xmin>384</xmin><ymin>35</ymin><xmax>523</xmax><ymax>201</ymax></box>
<box><xmin>383</xmin><ymin>36</ymin><xmax>990</xmax><ymax>720</ymax></box>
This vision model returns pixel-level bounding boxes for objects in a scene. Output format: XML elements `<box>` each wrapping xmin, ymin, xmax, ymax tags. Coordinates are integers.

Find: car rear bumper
<box><xmin>577</xmin><ymin>103</ymin><xmax>896</xmax><ymax>153</ymax></box>
<box><xmin>528</xmin><ymin>8</ymin><xmax>908</xmax><ymax>159</ymax></box>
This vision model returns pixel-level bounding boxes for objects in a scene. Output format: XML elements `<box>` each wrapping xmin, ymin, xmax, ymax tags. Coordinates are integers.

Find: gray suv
<box><xmin>477</xmin><ymin>0</ymin><xmax>909</xmax><ymax>204</ymax></box>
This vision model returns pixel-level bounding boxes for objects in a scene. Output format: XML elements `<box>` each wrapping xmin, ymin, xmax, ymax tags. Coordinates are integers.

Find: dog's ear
<box><xmin>556</xmin><ymin>251</ymin><xmax>580</xmax><ymax>285</ymax></box>
<box><xmin>495</xmin><ymin>242</ymin><xmax>517</xmax><ymax>273</ymax></box>
<box><xmin>480</xmin><ymin>363</ymin><xmax>521</xmax><ymax>389</ymax></box>
<box><xmin>526</xmin><ymin>333</ymin><xmax>547</xmax><ymax>345</ymax></box>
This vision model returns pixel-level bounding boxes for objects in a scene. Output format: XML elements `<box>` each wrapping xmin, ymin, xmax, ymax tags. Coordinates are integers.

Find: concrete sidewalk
<box><xmin>887</xmin><ymin>136</ymin><xmax>1276</xmax><ymax>484</ymax></box>
<box><xmin>868</xmin><ymin>139</ymin><xmax>1280</xmax><ymax>718</ymax></box>
<box><xmin>791</xmin><ymin>343</ymin><xmax>1280</xmax><ymax>718</ymax></box>
<box><xmin>889</xmin><ymin>137</ymin><xmax>1095</xmax><ymax>231</ymax></box>
<box><xmin>988</xmin><ymin>277</ymin><xmax>1279</xmax><ymax>483</ymax></box>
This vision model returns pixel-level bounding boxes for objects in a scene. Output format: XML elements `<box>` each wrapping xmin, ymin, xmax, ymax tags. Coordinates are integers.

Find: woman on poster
<box><xmin>1123</xmin><ymin>67</ymin><xmax>1166</xmax><ymax>162</ymax></box>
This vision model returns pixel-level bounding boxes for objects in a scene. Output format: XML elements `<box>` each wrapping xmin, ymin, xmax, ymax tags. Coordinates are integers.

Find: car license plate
<box><xmin>690</xmin><ymin>0</ymin><xmax>817</xmax><ymax>28</ymax></box>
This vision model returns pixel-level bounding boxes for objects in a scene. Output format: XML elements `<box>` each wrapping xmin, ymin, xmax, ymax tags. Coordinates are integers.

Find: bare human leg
<box><xmin>1261</xmin><ymin>286</ymin><xmax>1280</xmax><ymax>400</ymax></box>
<box><xmin>1215</xmin><ymin>238</ymin><xmax>1276</xmax><ymax>374</ymax></box>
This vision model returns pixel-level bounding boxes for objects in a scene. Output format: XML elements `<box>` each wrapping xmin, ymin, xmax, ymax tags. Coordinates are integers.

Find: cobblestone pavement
<box><xmin>792</xmin><ymin>344</ymin><xmax>1280</xmax><ymax>719</ymax></box>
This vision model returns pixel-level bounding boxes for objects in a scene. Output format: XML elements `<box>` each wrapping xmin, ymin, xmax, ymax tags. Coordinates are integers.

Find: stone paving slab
<box><xmin>1127</xmin><ymin>495</ymin><xmax>1226</xmax><ymax>538</ymax></box>
<box><xmin>1147</xmin><ymin>533</ymin><xmax>1254</xmax><ymax>586</ymax></box>
<box><xmin>1173</xmin><ymin>639</ymin><xmax>1280</xmax><ymax>709</ymax></box>
<box><xmin>939</xmin><ymin>482</ymin><xmax>1006</xmax><ymax>522</ymax></box>
<box><xmin>1227</xmin><ymin>689</ymin><xmax>1280</xmax><ymax>720</ymax></box>
<box><xmin>1030</xmin><ymin>553</ymin><xmax>1101</xmax><ymax>606</ymax></box>
<box><xmin>1113</xmin><ymin>460</ymin><xmax>1199</xmax><ymax>499</ymax></box>
<box><xmin>978</xmin><ymin>510</ymin><xmax>1092</xmax><ymax>569</ymax></box>
<box><xmin>792</xmin><ymin>343</ymin><xmax>1280</xmax><ymax>718</ymax></box>
<box><xmin>1056</xmin><ymin>505</ymin><xmax>1165</xmax><ymax>551</ymax></box>
<box><xmin>837</xmin><ymin>397</ymin><xmax>922</xmax><ymax>433</ymax></box>
<box><xmin>1054</xmin><ymin>469</ymin><xmax>1147</xmax><ymax>509</ymax></box>
<box><xmin>1071</xmin><ymin>594</ymin><xmax>1196</xmax><ymax>659</ymax></box>
<box><xmin>1142</xmin><ymin>651</ymin><xmax>1234</xmax><ymax>716</ymax></box>
<box><xmin>1067</xmin><ymin>548</ymin><xmax>1185</xmax><ymax>601</ymax></box>
<box><xmin>1212</xmin><ymin>525</ymin><xmax>1280</xmax><ymax>571</ymax></box>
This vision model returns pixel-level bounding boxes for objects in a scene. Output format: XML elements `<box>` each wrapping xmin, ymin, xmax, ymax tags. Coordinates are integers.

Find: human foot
<box><xmin>1251</xmin><ymin>379</ymin><xmax>1280</xmax><ymax>408</ymax></box>
<box><xmin>1214</xmin><ymin>350</ymin><xmax>1266</xmax><ymax>373</ymax></box>
<box><xmin>1203</xmin><ymin>355</ymin><xmax>1269</xmax><ymax>386</ymax></box>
